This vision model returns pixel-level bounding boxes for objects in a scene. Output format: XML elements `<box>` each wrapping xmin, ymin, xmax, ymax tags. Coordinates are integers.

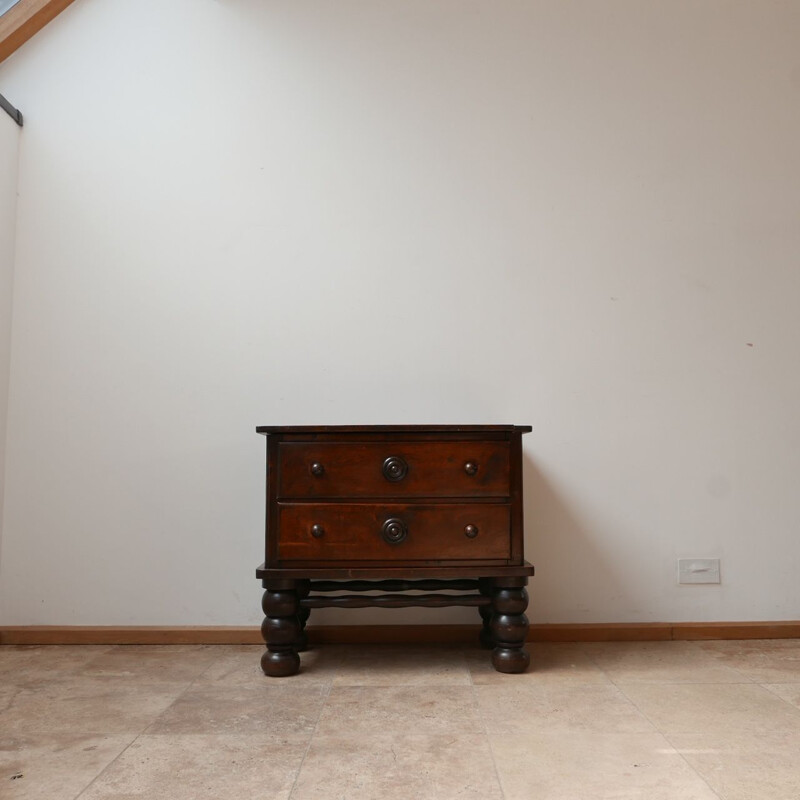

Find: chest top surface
<box><xmin>257</xmin><ymin>424</ymin><xmax>532</xmax><ymax>435</ymax></box>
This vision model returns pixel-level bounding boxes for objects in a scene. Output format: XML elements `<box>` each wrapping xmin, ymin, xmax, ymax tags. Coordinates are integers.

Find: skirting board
<box><xmin>1</xmin><ymin>621</ymin><xmax>799</xmax><ymax>646</ymax></box>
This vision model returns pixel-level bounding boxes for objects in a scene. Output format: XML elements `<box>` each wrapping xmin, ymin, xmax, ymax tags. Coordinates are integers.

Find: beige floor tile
<box><xmin>146</xmin><ymin>684</ymin><xmax>325</xmax><ymax>737</ymax></box>
<box><xmin>315</xmin><ymin>685</ymin><xmax>480</xmax><ymax>737</ymax></box>
<box><xmin>467</xmin><ymin>642</ymin><xmax>612</xmax><ymax>686</ymax></box>
<box><xmin>330</xmin><ymin>644</ymin><xmax>472</xmax><ymax>686</ymax></box>
<box><xmin>196</xmin><ymin>645</ymin><xmax>341</xmax><ymax>687</ymax></box>
<box><xmin>0</xmin><ymin>685</ymin><xmax>17</xmax><ymax>712</ymax></box>
<box><xmin>579</xmin><ymin>641</ymin><xmax>749</xmax><ymax>684</ymax></box>
<box><xmin>291</xmin><ymin>732</ymin><xmax>502</xmax><ymax>800</ymax></box>
<box><xmin>669</xmin><ymin>729</ymin><xmax>800</xmax><ymax>800</ymax></box>
<box><xmin>490</xmin><ymin>731</ymin><xmax>720</xmax><ymax>800</ymax></box>
<box><xmin>619</xmin><ymin>682</ymin><xmax>800</xmax><ymax>735</ymax></box>
<box><xmin>76</xmin><ymin>647</ymin><xmax>223</xmax><ymax>684</ymax></box>
<box><xmin>0</xmin><ymin>646</ymin><xmax>116</xmax><ymax>684</ymax></box>
<box><xmin>762</xmin><ymin>682</ymin><xmax>800</xmax><ymax>709</ymax></box>
<box><xmin>4</xmin><ymin>641</ymin><xmax>798</xmax><ymax>800</ymax></box>
<box><xmin>696</xmin><ymin>639</ymin><xmax>800</xmax><ymax>683</ymax></box>
<box><xmin>475</xmin><ymin>683</ymin><xmax>656</xmax><ymax>734</ymax></box>
<box><xmin>0</xmin><ymin>677</ymin><xmax>188</xmax><ymax>736</ymax></box>
<box><xmin>75</xmin><ymin>734</ymin><xmax>307</xmax><ymax>800</ymax></box>
<box><xmin>0</xmin><ymin>733</ymin><xmax>133</xmax><ymax>800</ymax></box>
<box><xmin>100</xmin><ymin>645</ymin><xmax>233</xmax><ymax>654</ymax></box>
<box><xmin>697</xmin><ymin>639</ymin><xmax>800</xmax><ymax>652</ymax></box>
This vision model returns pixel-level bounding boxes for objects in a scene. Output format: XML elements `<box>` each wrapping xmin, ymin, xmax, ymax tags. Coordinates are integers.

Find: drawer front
<box><xmin>277</xmin><ymin>441</ymin><xmax>510</xmax><ymax>499</ymax></box>
<box><xmin>277</xmin><ymin>503</ymin><xmax>511</xmax><ymax>562</ymax></box>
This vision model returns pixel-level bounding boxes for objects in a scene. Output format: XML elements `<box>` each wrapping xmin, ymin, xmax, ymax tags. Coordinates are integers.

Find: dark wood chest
<box><xmin>256</xmin><ymin>425</ymin><xmax>534</xmax><ymax>676</ymax></box>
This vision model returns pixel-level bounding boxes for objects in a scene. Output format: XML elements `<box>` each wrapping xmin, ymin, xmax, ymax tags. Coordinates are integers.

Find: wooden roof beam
<box><xmin>0</xmin><ymin>0</ymin><xmax>77</xmax><ymax>65</ymax></box>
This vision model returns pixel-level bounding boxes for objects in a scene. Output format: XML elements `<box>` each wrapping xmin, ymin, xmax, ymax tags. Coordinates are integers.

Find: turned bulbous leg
<box><xmin>490</xmin><ymin>582</ymin><xmax>531</xmax><ymax>673</ymax></box>
<box><xmin>261</xmin><ymin>584</ymin><xmax>301</xmax><ymax>677</ymax></box>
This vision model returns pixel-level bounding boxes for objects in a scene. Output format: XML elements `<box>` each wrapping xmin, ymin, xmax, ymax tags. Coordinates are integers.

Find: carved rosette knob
<box><xmin>381</xmin><ymin>518</ymin><xmax>408</xmax><ymax>545</ymax></box>
<box><xmin>382</xmin><ymin>456</ymin><xmax>408</xmax><ymax>482</ymax></box>
<box><xmin>310</xmin><ymin>462</ymin><xmax>325</xmax><ymax>476</ymax></box>
<box><xmin>311</xmin><ymin>524</ymin><xmax>325</xmax><ymax>538</ymax></box>
<box><xmin>464</xmin><ymin>524</ymin><xmax>479</xmax><ymax>538</ymax></box>
<box><xmin>464</xmin><ymin>462</ymin><xmax>478</xmax><ymax>475</ymax></box>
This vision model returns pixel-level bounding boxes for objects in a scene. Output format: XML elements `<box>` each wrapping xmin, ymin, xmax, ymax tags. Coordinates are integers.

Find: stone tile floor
<box><xmin>1</xmin><ymin>639</ymin><xmax>799</xmax><ymax>799</ymax></box>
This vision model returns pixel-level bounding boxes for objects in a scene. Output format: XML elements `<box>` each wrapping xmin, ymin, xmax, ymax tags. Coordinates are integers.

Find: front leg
<box><xmin>261</xmin><ymin>581</ymin><xmax>301</xmax><ymax>677</ymax></box>
<box><xmin>489</xmin><ymin>578</ymin><xmax>531</xmax><ymax>673</ymax></box>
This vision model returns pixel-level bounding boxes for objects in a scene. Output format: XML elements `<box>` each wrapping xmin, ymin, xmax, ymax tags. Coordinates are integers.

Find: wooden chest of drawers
<box><xmin>255</xmin><ymin>425</ymin><xmax>534</xmax><ymax>676</ymax></box>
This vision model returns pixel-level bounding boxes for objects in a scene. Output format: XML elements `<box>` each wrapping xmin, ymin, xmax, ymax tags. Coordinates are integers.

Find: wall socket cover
<box><xmin>678</xmin><ymin>558</ymin><xmax>721</xmax><ymax>584</ymax></box>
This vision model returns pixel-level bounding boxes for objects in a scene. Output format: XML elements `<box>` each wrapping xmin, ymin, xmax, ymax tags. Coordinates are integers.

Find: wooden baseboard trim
<box><xmin>1</xmin><ymin>621</ymin><xmax>799</xmax><ymax>646</ymax></box>
<box><xmin>0</xmin><ymin>626</ymin><xmax>264</xmax><ymax>646</ymax></box>
<box><xmin>528</xmin><ymin>621</ymin><xmax>800</xmax><ymax>642</ymax></box>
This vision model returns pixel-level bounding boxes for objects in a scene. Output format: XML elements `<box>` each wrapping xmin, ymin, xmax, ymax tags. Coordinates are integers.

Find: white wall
<box><xmin>0</xmin><ymin>0</ymin><xmax>798</xmax><ymax>626</ymax></box>
<box><xmin>0</xmin><ymin>103</ymin><xmax>20</xmax><ymax>575</ymax></box>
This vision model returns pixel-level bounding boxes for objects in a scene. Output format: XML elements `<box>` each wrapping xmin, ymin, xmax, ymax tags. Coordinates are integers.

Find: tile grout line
<box><xmin>286</xmin><ymin>667</ymin><xmax>334</xmax><ymax>800</ymax></box>
<box><xmin>69</xmin><ymin>731</ymin><xmax>143</xmax><ymax>800</ymax></box>
<box><xmin>608</xmin><ymin>678</ymin><xmax>725</xmax><ymax>800</ymax></box>
<box><xmin>759</xmin><ymin>681</ymin><xmax>800</xmax><ymax>715</ymax></box>
<box><xmin>0</xmin><ymin>684</ymin><xmax>22</xmax><ymax>713</ymax></box>
<box><xmin>615</xmin><ymin>700</ymin><xmax>724</xmax><ymax>800</ymax></box>
<box><xmin>576</xmin><ymin>643</ymin><xmax>664</xmax><ymax>736</ymax></box>
<box><xmin>684</xmin><ymin>640</ymin><xmax>759</xmax><ymax>685</ymax></box>
<box><xmin>576</xmin><ymin>642</ymin><xmax>726</xmax><ymax>800</ymax></box>
<box><xmin>70</xmin><ymin>646</ymin><xmax>231</xmax><ymax>800</ymax></box>
<box><xmin>576</xmin><ymin>639</ymin><xmax>760</xmax><ymax>685</ymax></box>
<box><xmin>24</xmin><ymin>644</ymin><xmax>151</xmax><ymax>800</ymax></box>
<box><xmin>616</xmin><ymin>701</ymin><xmax>724</xmax><ymax>800</ymax></box>
<box><xmin>467</xmin><ymin>647</ymin><xmax>507</xmax><ymax>800</ymax></box>
<box><xmin>657</xmin><ymin>730</ymin><xmax>726</xmax><ymax>800</ymax></box>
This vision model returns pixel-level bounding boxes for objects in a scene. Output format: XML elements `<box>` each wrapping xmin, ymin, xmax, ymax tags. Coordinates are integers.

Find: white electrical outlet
<box><xmin>678</xmin><ymin>558</ymin><xmax>721</xmax><ymax>584</ymax></box>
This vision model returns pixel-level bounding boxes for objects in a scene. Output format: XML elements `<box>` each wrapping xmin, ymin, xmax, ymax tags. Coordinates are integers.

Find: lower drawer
<box><xmin>277</xmin><ymin>503</ymin><xmax>511</xmax><ymax>562</ymax></box>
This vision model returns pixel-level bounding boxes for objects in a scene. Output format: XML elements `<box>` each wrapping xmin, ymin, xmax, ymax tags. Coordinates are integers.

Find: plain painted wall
<box><xmin>0</xmin><ymin>105</ymin><xmax>20</xmax><ymax>572</ymax></box>
<box><xmin>0</xmin><ymin>0</ymin><xmax>798</xmax><ymax>626</ymax></box>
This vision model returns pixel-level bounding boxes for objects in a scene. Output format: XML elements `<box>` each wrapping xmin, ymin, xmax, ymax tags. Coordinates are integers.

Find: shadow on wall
<box><xmin>522</xmin><ymin>454</ymin><xmax>635</xmax><ymax>625</ymax></box>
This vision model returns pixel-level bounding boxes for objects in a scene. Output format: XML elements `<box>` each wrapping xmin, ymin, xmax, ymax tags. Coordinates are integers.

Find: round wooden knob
<box><xmin>310</xmin><ymin>462</ymin><xmax>325</xmax><ymax>476</ymax></box>
<box><xmin>311</xmin><ymin>524</ymin><xmax>325</xmax><ymax>538</ymax></box>
<box><xmin>464</xmin><ymin>462</ymin><xmax>478</xmax><ymax>475</ymax></box>
<box><xmin>381</xmin><ymin>518</ymin><xmax>408</xmax><ymax>544</ymax></box>
<box><xmin>464</xmin><ymin>524</ymin><xmax>479</xmax><ymax>538</ymax></box>
<box><xmin>382</xmin><ymin>456</ymin><xmax>408</xmax><ymax>482</ymax></box>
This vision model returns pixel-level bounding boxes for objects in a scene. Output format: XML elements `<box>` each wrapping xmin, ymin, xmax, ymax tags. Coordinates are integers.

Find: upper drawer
<box><xmin>277</xmin><ymin>440</ymin><xmax>510</xmax><ymax>498</ymax></box>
